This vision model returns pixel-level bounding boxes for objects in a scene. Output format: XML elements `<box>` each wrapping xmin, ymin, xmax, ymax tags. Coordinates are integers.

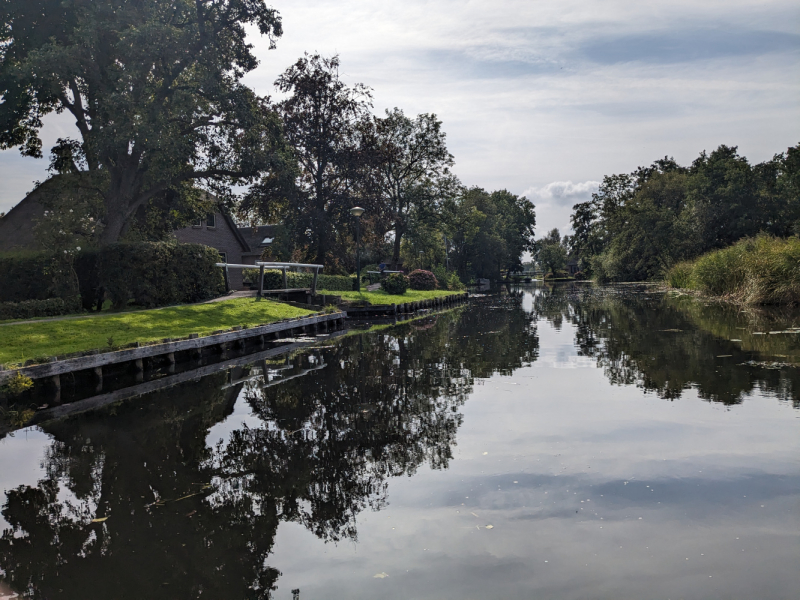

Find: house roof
<box><xmin>237</xmin><ymin>224</ymin><xmax>277</xmax><ymax>255</ymax></box>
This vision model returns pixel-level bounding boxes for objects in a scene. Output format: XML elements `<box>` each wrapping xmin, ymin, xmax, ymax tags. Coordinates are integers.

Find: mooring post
<box><xmin>312</xmin><ymin>267</ymin><xmax>319</xmax><ymax>295</ymax></box>
<box><xmin>51</xmin><ymin>374</ymin><xmax>61</xmax><ymax>404</ymax></box>
<box><xmin>223</xmin><ymin>265</ymin><xmax>230</xmax><ymax>292</ymax></box>
<box><xmin>282</xmin><ymin>267</ymin><xmax>288</xmax><ymax>290</ymax></box>
<box><xmin>93</xmin><ymin>366</ymin><xmax>103</xmax><ymax>394</ymax></box>
<box><xmin>258</xmin><ymin>264</ymin><xmax>265</xmax><ymax>299</ymax></box>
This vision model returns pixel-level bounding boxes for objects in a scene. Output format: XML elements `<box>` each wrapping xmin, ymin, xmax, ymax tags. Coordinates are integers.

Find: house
<box><xmin>0</xmin><ymin>180</ymin><xmax>277</xmax><ymax>290</ymax></box>
<box><xmin>173</xmin><ymin>216</ymin><xmax>278</xmax><ymax>289</ymax></box>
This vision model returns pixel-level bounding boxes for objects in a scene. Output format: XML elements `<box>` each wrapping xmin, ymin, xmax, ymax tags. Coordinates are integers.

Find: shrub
<box><xmin>99</xmin><ymin>242</ymin><xmax>224</xmax><ymax>308</ymax></box>
<box><xmin>0</xmin><ymin>296</ymin><xmax>82</xmax><ymax>321</ymax></box>
<box><xmin>382</xmin><ymin>272</ymin><xmax>409</xmax><ymax>295</ymax></box>
<box><xmin>447</xmin><ymin>272</ymin><xmax>465</xmax><ymax>290</ymax></box>
<box><xmin>0</xmin><ymin>252</ymin><xmax>57</xmax><ymax>302</ymax></box>
<box><xmin>665</xmin><ymin>261</ymin><xmax>694</xmax><ymax>289</ymax></box>
<box><xmin>408</xmin><ymin>269</ymin><xmax>438</xmax><ymax>290</ymax></box>
<box><xmin>431</xmin><ymin>265</ymin><xmax>448</xmax><ymax>288</ymax></box>
<box><xmin>245</xmin><ymin>269</ymin><xmax>354</xmax><ymax>292</ymax></box>
<box><xmin>543</xmin><ymin>272</ymin><xmax>554</xmax><ymax>280</ymax></box>
<box><xmin>665</xmin><ymin>235</ymin><xmax>800</xmax><ymax>304</ymax></box>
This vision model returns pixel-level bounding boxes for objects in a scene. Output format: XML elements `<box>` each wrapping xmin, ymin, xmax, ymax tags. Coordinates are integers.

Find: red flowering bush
<box><xmin>408</xmin><ymin>269</ymin><xmax>438</xmax><ymax>290</ymax></box>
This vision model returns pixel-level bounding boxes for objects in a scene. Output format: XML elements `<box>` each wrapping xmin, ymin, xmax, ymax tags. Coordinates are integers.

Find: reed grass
<box><xmin>666</xmin><ymin>235</ymin><xmax>800</xmax><ymax>305</ymax></box>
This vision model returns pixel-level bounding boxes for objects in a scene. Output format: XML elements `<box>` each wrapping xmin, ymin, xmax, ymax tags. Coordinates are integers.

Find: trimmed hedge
<box><xmin>245</xmin><ymin>269</ymin><xmax>355</xmax><ymax>292</ymax></box>
<box><xmin>408</xmin><ymin>269</ymin><xmax>438</xmax><ymax>290</ymax></box>
<box><xmin>0</xmin><ymin>296</ymin><xmax>82</xmax><ymax>321</ymax></box>
<box><xmin>0</xmin><ymin>253</ymin><xmax>54</xmax><ymax>302</ymax></box>
<box><xmin>382</xmin><ymin>272</ymin><xmax>409</xmax><ymax>295</ymax></box>
<box><xmin>96</xmin><ymin>243</ymin><xmax>225</xmax><ymax>308</ymax></box>
<box><xmin>0</xmin><ymin>243</ymin><xmax>225</xmax><ymax>312</ymax></box>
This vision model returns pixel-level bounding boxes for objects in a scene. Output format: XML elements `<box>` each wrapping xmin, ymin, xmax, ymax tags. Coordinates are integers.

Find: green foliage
<box><xmin>444</xmin><ymin>187</ymin><xmax>536</xmax><ymax>281</ymax></box>
<box><xmin>374</xmin><ymin>108</ymin><xmax>455</xmax><ymax>264</ymax></box>
<box><xmin>1</xmin><ymin>371</ymin><xmax>34</xmax><ymax>397</ymax></box>
<box><xmin>243</xmin><ymin>54</ymin><xmax>374</xmax><ymax>267</ymax></box>
<box><xmin>570</xmin><ymin>145</ymin><xmax>800</xmax><ymax>282</ymax></box>
<box><xmin>382</xmin><ymin>273</ymin><xmax>409</xmax><ymax>295</ymax></box>
<box><xmin>244</xmin><ymin>269</ymin><xmax>354</xmax><ymax>292</ymax></box>
<box><xmin>0</xmin><ymin>0</ymin><xmax>286</xmax><ymax>244</ymax></box>
<box><xmin>334</xmin><ymin>288</ymin><xmax>459</xmax><ymax>305</ymax></box>
<box><xmin>0</xmin><ymin>252</ymin><xmax>53</xmax><ymax>302</ymax></box>
<box><xmin>432</xmin><ymin>264</ymin><xmax>448</xmax><ymax>287</ymax></box>
<box><xmin>408</xmin><ymin>269</ymin><xmax>438</xmax><ymax>290</ymax></box>
<box><xmin>666</xmin><ymin>235</ymin><xmax>800</xmax><ymax>304</ymax></box>
<box><xmin>95</xmin><ymin>243</ymin><xmax>224</xmax><ymax>308</ymax></box>
<box><xmin>0</xmin><ymin>296</ymin><xmax>82</xmax><ymax>321</ymax></box>
<box><xmin>536</xmin><ymin>228</ymin><xmax>568</xmax><ymax>276</ymax></box>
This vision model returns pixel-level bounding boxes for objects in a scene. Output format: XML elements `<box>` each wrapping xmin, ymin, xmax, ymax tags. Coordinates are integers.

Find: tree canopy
<box><xmin>0</xmin><ymin>0</ymin><xmax>287</xmax><ymax>243</ymax></box>
<box><xmin>569</xmin><ymin>144</ymin><xmax>800</xmax><ymax>282</ymax></box>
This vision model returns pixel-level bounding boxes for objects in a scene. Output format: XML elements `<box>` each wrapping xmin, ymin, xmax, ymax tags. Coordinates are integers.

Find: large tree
<box><xmin>0</xmin><ymin>0</ymin><xmax>287</xmax><ymax>244</ymax></box>
<box><xmin>374</xmin><ymin>108</ymin><xmax>454</xmax><ymax>266</ymax></box>
<box><xmin>244</xmin><ymin>53</ymin><xmax>374</xmax><ymax>267</ymax></box>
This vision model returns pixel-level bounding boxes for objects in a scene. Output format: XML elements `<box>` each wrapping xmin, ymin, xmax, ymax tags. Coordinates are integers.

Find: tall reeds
<box><xmin>665</xmin><ymin>235</ymin><xmax>800</xmax><ymax>305</ymax></box>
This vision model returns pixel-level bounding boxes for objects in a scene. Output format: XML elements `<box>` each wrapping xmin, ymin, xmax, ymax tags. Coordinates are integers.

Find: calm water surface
<box><xmin>0</xmin><ymin>285</ymin><xmax>798</xmax><ymax>599</ymax></box>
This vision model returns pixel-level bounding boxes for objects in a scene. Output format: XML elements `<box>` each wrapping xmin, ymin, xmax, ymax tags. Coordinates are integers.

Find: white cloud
<box><xmin>523</xmin><ymin>180</ymin><xmax>599</xmax><ymax>236</ymax></box>
<box><xmin>1</xmin><ymin>0</ymin><xmax>798</xmax><ymax>216</ymax></box>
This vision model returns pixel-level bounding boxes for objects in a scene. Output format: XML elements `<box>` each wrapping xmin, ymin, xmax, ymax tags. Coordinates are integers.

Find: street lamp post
<box><xmin>350</xmin><ymin>206</ymin><xmax>365</xmax><ymax>291</ymax></box>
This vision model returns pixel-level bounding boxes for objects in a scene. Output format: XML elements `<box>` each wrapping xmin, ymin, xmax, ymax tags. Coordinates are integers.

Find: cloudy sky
<box><xmin>1</xmin><ymin>0</ymin><xmax>798</xmax><ymax>235</ymax></box>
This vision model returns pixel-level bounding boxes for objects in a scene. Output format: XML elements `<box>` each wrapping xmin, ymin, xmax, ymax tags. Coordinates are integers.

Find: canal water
<box><xmin>0</xmin><ymin>285</ymin><xmax>798</xmax><ymax>599</ymax></box>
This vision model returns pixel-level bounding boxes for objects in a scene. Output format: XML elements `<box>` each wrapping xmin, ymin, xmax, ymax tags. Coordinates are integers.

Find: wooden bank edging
<box><xmin>344</xmin><ymin>291</ymin><xmax>469</xmax><ymax>318</ymax></box>
<box><xmin>4</xmin><ymin>333</ymin><xmax>344</xmax><ymax>435</ymax></box>
<box><xmin>0</xmin><ymin>311</ymin><xmax>346</xmax><ymax>384</ymax></box>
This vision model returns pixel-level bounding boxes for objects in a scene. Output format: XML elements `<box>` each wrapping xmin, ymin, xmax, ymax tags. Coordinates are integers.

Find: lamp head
<box><xmin>350</xmin><ymin>206</ymin><xmax>365</xmax><ymax>217</ymax></box>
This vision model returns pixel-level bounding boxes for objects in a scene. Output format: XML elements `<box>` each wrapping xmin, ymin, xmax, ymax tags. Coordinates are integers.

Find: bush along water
<box><xmin>665</xmin><ymin>235</ymin><xmax>800</xmax><ymax>305</ymax></box>
<box><xmin>408</xmin><ymin>269</ymin><xmax>438</xmax><ymax>290</ymax></box>
<box><xmin>382</xmin><ymin>273</ymin><xmax>409</xmax><ymax>295</ymax></box>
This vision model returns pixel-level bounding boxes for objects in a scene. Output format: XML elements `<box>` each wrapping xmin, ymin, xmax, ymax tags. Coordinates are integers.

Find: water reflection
<box><xmin>532</xmin><ymin>284</ymin><xmax>800</xmax><ymax>406</ymax></box>
<box><xmin>1</xmin><ymin>287</ymin><xmax>798</xmax><ymax>598</ymax></box>
<box><xmin>0</xmin><ymin>299</ymin><xmax>538</xmax><ymax>599</ymax></box>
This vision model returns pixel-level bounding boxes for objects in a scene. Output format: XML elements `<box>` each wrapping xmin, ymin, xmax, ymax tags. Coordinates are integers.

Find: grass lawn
<box><xmin>0</xmin><ymin>298</ymin><xmax>314</xmax><ymax>366</ymax></box>
<box><xmin>322</xmin><ymin>288</ymin><xmax>463</xmax><ymax>305</ymax></box>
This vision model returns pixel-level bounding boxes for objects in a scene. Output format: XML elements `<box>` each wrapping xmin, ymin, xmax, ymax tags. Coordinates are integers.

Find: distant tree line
<box><xmin>0</xmin><ymin>2</ymin><xmax>535</xmax><ymax>281</ymax></box>
<box><xmin>567</xmin><ymin>144</ymin><xmax>800</xmax><ymax>281</ymax></box>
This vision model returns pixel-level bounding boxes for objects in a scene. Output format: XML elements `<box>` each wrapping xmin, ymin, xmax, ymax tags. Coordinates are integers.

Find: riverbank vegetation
<box><xmin>0</xmin><ymin>298</ymin><xmax>313</xmax><ymax>366</ymax></box>
<box><xmin>1</xmin><ymin>5</ymin><xmax>536</xmax><ymax>299</ymax></box>
<box><xmin>666</xmin><ymin>235</ymin><xmax>800</xmax><ymax>305</ymax></box>
<box><xmin>568</xmin><ymin>144</ymin><xmax>800</xmax><ymax>285</ymax></box>
<box><xmin>325</xmin><ymin>289</ymin><xmax>462</xmax><ymax>306</ymax></box>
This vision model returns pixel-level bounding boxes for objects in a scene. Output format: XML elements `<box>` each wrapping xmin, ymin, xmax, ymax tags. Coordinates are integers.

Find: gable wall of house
<box><xmin>173</xmin><ymin>213</ymin><xmax>247</xmax><ymax>289</ymax></box>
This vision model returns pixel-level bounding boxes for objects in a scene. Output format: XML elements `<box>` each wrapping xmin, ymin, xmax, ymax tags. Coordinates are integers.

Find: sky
<box><xmin>1</xmin><ymin>0</ymin><xmax>798</xmax><ymax>235</ymax></box>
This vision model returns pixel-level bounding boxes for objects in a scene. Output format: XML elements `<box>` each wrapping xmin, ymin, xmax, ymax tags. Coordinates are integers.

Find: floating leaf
<box><xmin>91</xmin><ymin>517</ymin><xmax>108</xmax><ymax>523</ymax></box>
<box><xmin>373</xmin><ymin>572</ymin><xmax>389</xmax><ymax>579</ymax></box>
<box><xmin>485</xmin><ymin>524</ymin><xmax>494</xmax><ymax>529</ymax></box>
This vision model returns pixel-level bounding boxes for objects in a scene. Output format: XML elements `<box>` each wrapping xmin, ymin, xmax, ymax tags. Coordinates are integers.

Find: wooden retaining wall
<box><xmin>344</xmin><ymin>291</ymin><xmax>469</xmax><ymax>318</ymax></box>
<box><xmin>1</xmin><ymin>333</ymin><xmax>344</xmax><ymax>435</ymax></box>
<box><xmin>0</xmin><ymin>312</ymin><xmax>346</xmax><ymax>388</ymax></box>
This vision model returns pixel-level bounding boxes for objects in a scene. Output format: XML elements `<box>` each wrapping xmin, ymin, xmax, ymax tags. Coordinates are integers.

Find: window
<box><xmin>206</xmin><ymin>213</ymin><xmax>216</xmax><ymax>228</ymax></box>
<box><xmin>219</xmin><ymin>252</ymin><xmax>227</xmax><ymax>263</ymax></box>
<box><xmin>193</xmin><ymin>218</ymin><xmax>202</xmax><ymax>228</ymax></box>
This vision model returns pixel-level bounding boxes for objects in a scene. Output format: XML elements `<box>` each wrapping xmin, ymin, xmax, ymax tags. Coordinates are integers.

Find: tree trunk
<box><xmin>99</xmin><ymin>208</ymin><xmax>127</xmax><ymax>246</ymax></box>
<box><xmin>392</xmin><ymin>225</ymin><xmax>403</xmax><ymax>266</ymax></box>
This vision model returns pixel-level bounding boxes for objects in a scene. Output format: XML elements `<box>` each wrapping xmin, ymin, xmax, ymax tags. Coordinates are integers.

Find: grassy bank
<box><xmin>666</xmin><ymin>235</ymin><xmax>800</xmax><ymax>305</ymax></box>
<box><xmin>323</xmin><ymin>289</ymin><xmax>463</xmax><ymax>305</ymax></box>
<box><xmin>0</xmin><ymin>298</ymin><xmax>314</xmax><ymax>366</ymax></box>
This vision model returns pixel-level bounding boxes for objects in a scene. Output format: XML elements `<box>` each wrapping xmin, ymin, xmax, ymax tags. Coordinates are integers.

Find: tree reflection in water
<box><xmin>532</xmin><ymin>283</ymin><xmax>800</xmax><ymax>407</ymax></box>
<box><xmin>0</xmin><ymin>296</ymin><xmax>538</xmax><ymax>599</ymax></box>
